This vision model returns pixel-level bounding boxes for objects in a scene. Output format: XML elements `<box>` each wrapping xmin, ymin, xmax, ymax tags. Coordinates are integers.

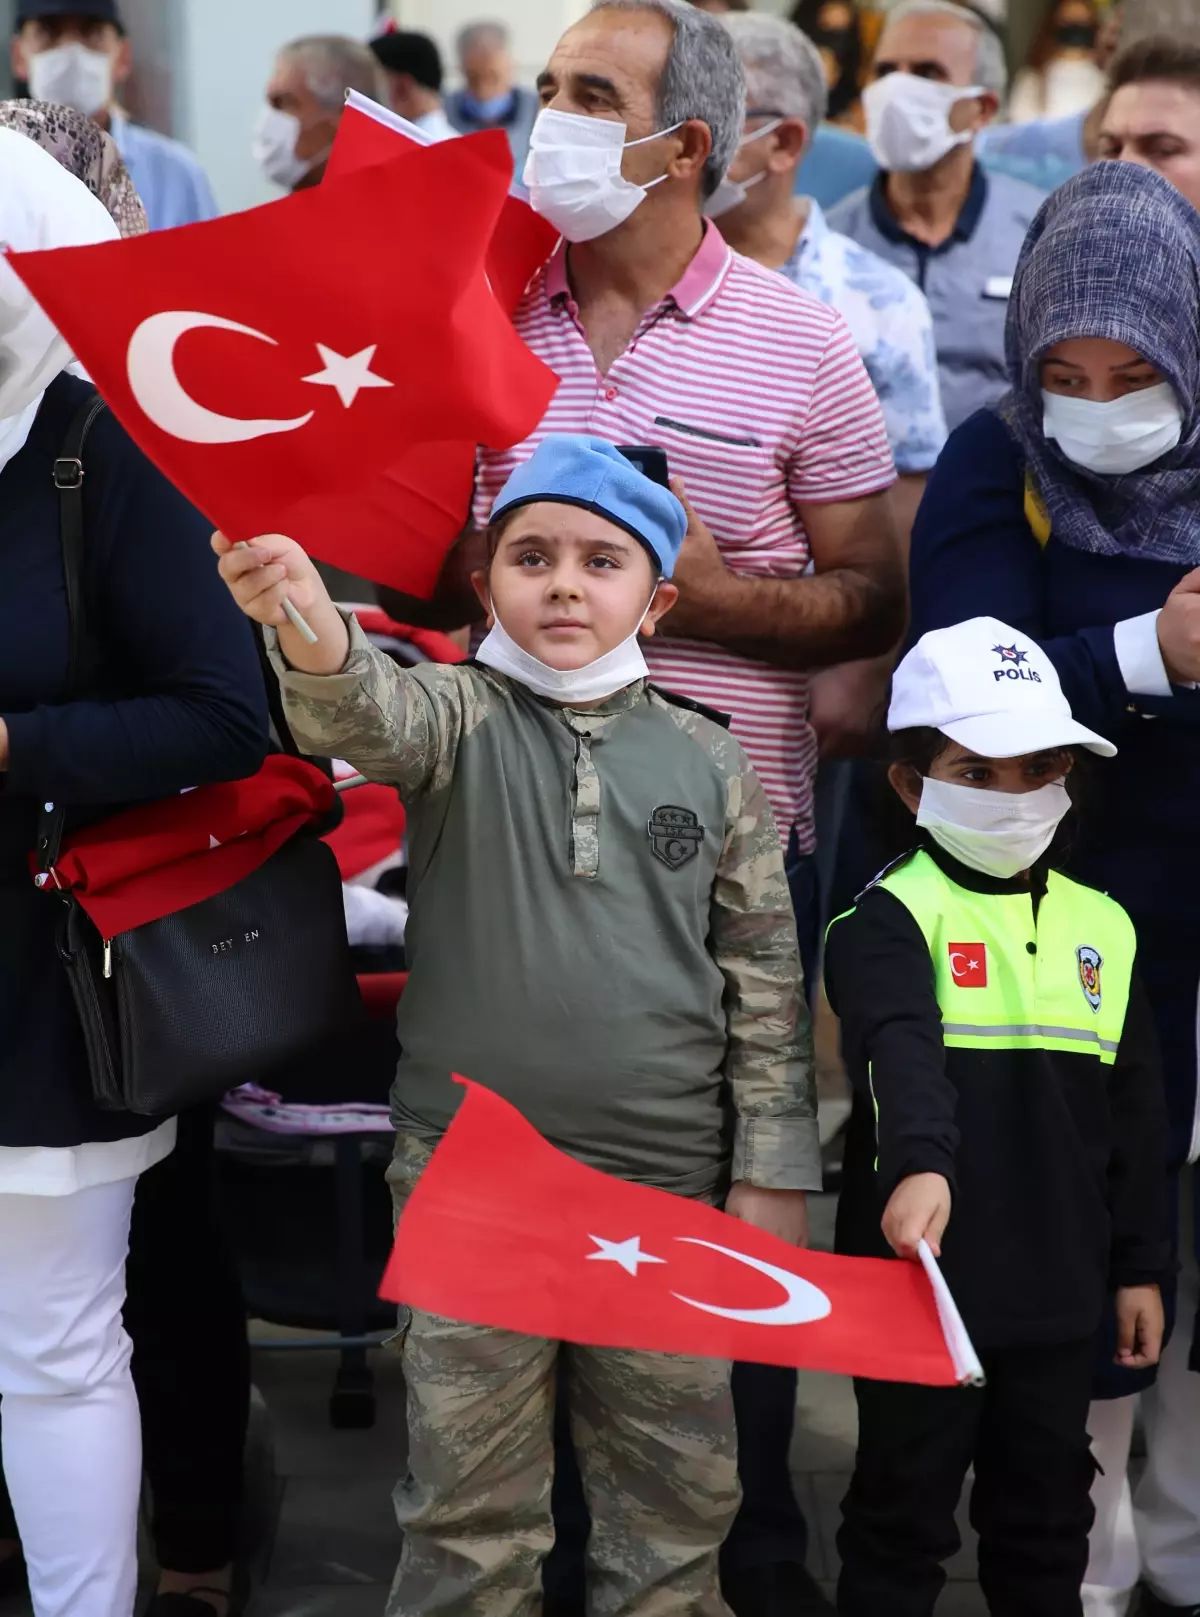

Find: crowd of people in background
<box><xmin>4</xmin><ymin>0</ymin><xmax>1200</xmax><ymax>1615</ymax></box>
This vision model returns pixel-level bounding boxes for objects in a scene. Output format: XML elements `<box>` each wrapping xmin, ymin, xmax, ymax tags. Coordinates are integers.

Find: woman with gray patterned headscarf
<box><xmin>907</xmin><ymin>159</ymin><xmax>1200</xmax><ymax>1616</ymax></box>
<box><xmin>0</xmin><ymin>99</ymin><xmax>147</xmax><ymax>237</ymax></box>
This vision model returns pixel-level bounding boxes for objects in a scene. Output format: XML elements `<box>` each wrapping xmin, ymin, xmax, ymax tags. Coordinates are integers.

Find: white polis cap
<box><xmin>889</xmin><ymin>617</ymin><xmax>1117</xmax><ymax>759</ymax></box>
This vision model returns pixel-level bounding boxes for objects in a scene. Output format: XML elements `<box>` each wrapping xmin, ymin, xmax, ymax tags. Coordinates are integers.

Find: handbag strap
<box><xmin>36</xmin><ymin>392</ymin><xmax>109</xmax><ymax>875</ymax></box>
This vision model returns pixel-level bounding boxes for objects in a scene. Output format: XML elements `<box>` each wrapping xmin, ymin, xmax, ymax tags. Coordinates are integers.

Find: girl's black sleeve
<box><xmin>825</xmin><ymin>886</ymin><xmax>959</xmax><ymax>1201</ymax></box>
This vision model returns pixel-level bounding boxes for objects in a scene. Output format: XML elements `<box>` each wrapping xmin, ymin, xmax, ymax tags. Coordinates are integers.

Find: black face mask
<box><xmin>814</xmin><ymin>25</ymin><xmax>856</xmax><ymax>50</ymax></box>
<box><xmin>1055</xmin><ymin>22</ymin><xmax>1097</xmax><ymax>48</ymax></box>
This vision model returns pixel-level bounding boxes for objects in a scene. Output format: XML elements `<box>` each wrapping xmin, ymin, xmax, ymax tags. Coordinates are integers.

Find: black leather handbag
<box><xmin>37</xmin><ymin>395</ymin><xmax>363</xmax><ymax>1117</ymax></box>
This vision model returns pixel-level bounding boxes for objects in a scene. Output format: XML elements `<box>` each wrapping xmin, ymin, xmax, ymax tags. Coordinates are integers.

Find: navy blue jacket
<box><xmin>0</xmin><ymin>376</ymin><xmax>269</xmax><ymax>1146</ymax></box>
<box><xmin>910</xmin><ymin>407</ymin><xmax>1200</xmax><ymax>1177</ymax></box>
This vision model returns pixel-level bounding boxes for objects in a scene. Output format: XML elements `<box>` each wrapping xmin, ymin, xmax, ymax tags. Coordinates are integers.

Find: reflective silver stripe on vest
<box><xmin>941</xmin><ymin>1022</ymin><xmax>1119</xmax><ymax>1054</ymax></box>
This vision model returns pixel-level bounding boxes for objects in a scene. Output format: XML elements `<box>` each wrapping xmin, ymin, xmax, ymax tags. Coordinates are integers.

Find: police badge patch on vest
<box><xmin>1077</xmin><ymin>946</ymin><xmax>1103</xmax><ymax>1012</ymax></box>
<box><xmin>647</xmin><ymin>806</ymin><xmax>705</xmax><ymax>871</ymax></box>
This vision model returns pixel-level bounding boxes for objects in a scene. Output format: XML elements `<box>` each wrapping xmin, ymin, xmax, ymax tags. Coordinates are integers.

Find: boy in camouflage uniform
<box><xmin>215</xmin><ymin>435</ymin><xmax>820</xmax><ymax>1617</ymax></box>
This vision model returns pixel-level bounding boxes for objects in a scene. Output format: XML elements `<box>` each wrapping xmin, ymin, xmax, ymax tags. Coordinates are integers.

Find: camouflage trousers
<box><xmin>385</xmin><ymin>1131</ymin><xmax>741</xmax><ymax>1617</ymax></box>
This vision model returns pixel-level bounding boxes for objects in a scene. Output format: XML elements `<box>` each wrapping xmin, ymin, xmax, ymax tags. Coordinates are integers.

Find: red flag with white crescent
<box><xmin>326</xmin><ymin>92</ymin><xmax>558</xmax><ymax>315</ymax></box>
<box><xmin>34</xmin><ymin>755</ymin><xmax>334</xmax><ymax>936</ymax></box>
<box><xmin>382</xmin><ymin>1080</ymin><xmax>983</xmax><ymax>1387</ymax></box>
<box><xmin>5</xmin><ymin>133</ymin><xmax>557</xmax><ymax>594</ymax></box>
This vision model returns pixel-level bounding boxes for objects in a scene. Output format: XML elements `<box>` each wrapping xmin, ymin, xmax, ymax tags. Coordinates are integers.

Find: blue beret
<box><xmin>489</xmin><ymin>435</ymin><xmax>687</xmax><ymax>579</ymax></box>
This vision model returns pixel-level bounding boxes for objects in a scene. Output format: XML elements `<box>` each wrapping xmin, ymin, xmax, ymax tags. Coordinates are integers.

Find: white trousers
<box><xmin>1084</xmin><ymin>1175</ymin><xmax>1200</xmax><ymax>1614</ymax></box>
<box><xmin>0</xmin><ymin>1179</ymin><xmax>142</xmax><ymax>1617</ymax></box>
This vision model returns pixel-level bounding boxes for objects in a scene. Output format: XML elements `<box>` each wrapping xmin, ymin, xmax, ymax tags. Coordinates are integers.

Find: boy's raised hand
<box><xmin>1115</xmin><ymin>1284</ymin><xmax>1164</xmax><ymax>1370</ymax></box>
<box><xmin>726</xmin><ymin>1184</ymin><xmax>809</xmax><ymax>1248</ymax></box>
<box><xmin>881</xmin><ymin>1173</ymin><xmax>952</xmax><ymax>1260</ymax></box>
<box><xmin>211</xmin><ymin>531</ymin><xmax>348</xmax><ymax>676</ymax></box>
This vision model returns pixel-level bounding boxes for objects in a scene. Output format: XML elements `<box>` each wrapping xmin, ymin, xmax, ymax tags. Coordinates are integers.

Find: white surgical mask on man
<box><xmin>862</xmin><ymin>72</ymin><xmax>982</xmax><ymax>173</ymax></box>
<box><xmin>27</xmin><ymin>42</ymin><xmax>113</xmax><ymax>118</ymax></box>
<box><xmin>523</xmin><ymin>107</ymin><xmax>683</xmax><ymax>243</ymax></box>
<box><xmin>915</xmin><ymin>776</ymin><xmax>1071</xmax><ymax>880</ymax></box>
<box><xmin>703</xmin><ymin>119</ymin><xmax>783</xmax><ymax>220</ymax></box>
<box><xmin>1041</xmin><ymin>383</ymin><xmax>1185</xmax><ymax>476</ymax></box>
<box><xmin>252</xmin><ymin>105</ymin><xmax>326</xmax><ymax>191</ymax></box>
<box><xmin>476</xmin><ymin>595</ymin><xmax>658</xmax><ymax>705</ymax></box>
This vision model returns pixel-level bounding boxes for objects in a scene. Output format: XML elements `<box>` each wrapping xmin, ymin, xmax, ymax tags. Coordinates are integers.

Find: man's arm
<box><xmin>807</xmin><ymin>475</ymin><xmax>921</xmax><ymax>755</ymax></box>
<box><xmin>703</xmin><ymin>739</ymin><xmax>821</xmax><ymax>1194</ymax></box>
<box><xmin>659</xmin><ymin>482</ymin><xmax>905</xmax><ymax>669</ymax></box>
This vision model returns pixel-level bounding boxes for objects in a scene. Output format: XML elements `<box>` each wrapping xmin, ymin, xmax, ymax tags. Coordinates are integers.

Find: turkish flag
<box><xmin>35</xmin><ymin>755</ymin><xmax>333</xmax><ymax>936</ymax></box>
<box><xmin>382</xmin><ymin>1080</ymin><xmax>983</xmax><ymax>1387</ymax></box>
<box><xmin>315</xmin><ymin>95</ymin><xmax>559</xmax><ymax>594</ymax></box>
<box><xmin>948</xmin><ymin>943</ymin><xmax>988</xmax><ymax>987</ymax></box>
<box><xmin>327</xmin><ymin>93</ymin><xmax>558</xmax><ymax>315</ymax></box>
<box><xmin>6</xmin><ymin>134</ymin><xmax>558</xmax><ymax>593</ymax></box>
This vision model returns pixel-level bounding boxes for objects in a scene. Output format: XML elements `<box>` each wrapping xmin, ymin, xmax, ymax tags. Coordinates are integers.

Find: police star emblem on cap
<box><xmin>992</xmin><ymin>644</ymin><xmax>1028</xmax><ymax>665</ymax></box>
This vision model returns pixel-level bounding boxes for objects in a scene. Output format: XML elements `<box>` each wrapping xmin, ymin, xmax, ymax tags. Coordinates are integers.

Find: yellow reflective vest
<box><xmin>877</xmin><ymin>849</ymin><xmax>1133</xmax><ymax>1068</ymax></box>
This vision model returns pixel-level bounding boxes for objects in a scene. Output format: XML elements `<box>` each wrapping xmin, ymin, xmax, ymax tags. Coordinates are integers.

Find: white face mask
<box><xmin>915</xmin><ymin>777</ymin><xmax>1071</xmax><ymax>879</ymax></box>
<box><xmin>1041</xmin><ymin>383</ymin><xmax>1184</xmax><ymax>476</ymax></box>
<box><xmin>522</xmin><ymin>108</ymin><xmax>683</xmax><ymax>243</ymax></box>
<box><xmin>27</xmin><ymin>41</ymin><xmax>113</xmax><ymax>118</ymax></box>
<box><xmin>253</xmin><ymin>104</ymin><xmax>327</xmax><ymax>191</ymax></box>
<box><xmin>475</xmin><ymin>598</ymin><xmax>656</xmax><ymax>705</ymax></box>
<box><xmin>703</xmin><ymin>119</ymin><xmax>783</xmax><ymax>220</ymax></box>
<box><xmin>863</xmin><ymin>73</ymin><xmax>982</xmax><ymax>173</ymax></box>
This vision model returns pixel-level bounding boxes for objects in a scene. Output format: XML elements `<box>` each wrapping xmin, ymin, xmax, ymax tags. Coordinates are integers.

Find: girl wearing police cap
<box><xmin>827</xmin><ymin>617</ymin><xmax>1170</xmax><ymax>1617</ymax></box>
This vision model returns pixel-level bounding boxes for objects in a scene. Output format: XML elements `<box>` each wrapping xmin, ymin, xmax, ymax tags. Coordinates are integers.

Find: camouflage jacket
<box><xmin>272</xmin><ymin>615</ymin><xmax>819</xmax><ymax>1199</ymax></box>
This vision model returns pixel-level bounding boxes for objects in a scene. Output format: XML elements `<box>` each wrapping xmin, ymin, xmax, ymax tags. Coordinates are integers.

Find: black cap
<box><xmin>369</xmin><ymin>30</ymin><xmax>444</xmax><ymax>93</ymax></box>
<box><xmin>15</xmin><ymin>0</ymin><xmax>124</xmax><ymax>28</ymax></box>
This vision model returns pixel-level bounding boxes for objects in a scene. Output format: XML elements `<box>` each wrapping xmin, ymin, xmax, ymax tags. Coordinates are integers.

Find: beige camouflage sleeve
<box><xmin>265</xmin><ymin>612</ymin><xmax>482</xmax><ymax>797</ymax></box>
<box><xmin>711</xmin><ymin>750</ymin><xmax>821</xmax><ymax>1193</ymax></box>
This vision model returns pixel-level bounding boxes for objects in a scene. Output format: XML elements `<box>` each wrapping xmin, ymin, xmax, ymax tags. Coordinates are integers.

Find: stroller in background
<box><xmin>214</xmin><ymin>610</ymin><xmax>464</xmax><ymax>1429</ymax></box>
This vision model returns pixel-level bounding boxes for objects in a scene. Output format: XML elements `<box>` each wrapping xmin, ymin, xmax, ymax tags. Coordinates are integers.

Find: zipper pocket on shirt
<box><xmin>652</xmin><ymin>416</ymin><xmax>762</xmax><ymax>448</ymax></box>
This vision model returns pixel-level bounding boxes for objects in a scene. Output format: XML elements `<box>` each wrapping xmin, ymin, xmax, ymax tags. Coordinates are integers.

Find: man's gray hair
<box><xmin>722</xmin><ymin>12</ymin><xmax>829</xmax><ymax>131</ymax></box>
<box><xmin>280</xmin><ymin>35</ymin><xmax>384</xmax><ymax>111</ymax></box>
<box><xmin>589</xmin><ymin>0</ymin><xmax>746</xmax><ymax>198</ymax></box>
<box><xmin>456</xmin><ymin>20</ymin><xmax>511</xmax><ymax>60</ymax></box>
<box><xmin>885</xmin><ymin>0</ymin><xmax>1009</xmax><ymax>97</ymax></box>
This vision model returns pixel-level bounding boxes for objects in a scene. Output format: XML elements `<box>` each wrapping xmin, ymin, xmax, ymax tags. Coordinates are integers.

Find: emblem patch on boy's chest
<box><xmin>1077</xmin><ymin>945</ymin><xmax>1103</xmax><ymax>1012</ymax></box>
<box><xmin>647</xmin><ymin>805</ymin><xmax>705</xmax><ymax>870</ymax></box>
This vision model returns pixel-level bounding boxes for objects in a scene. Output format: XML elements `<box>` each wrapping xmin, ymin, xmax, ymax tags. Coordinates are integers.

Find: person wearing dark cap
<box><xmin>369</xmin><ymin>29</ymin><xmax>457</xmax><ymax>142</ymax></box>
<box><xmin>215</xmin><ymin>434</ymin><xmax>820</xmax><ymax>1617</ymax></box>
<box><xmin>10</xmin><ymin>1</ymin><xmax>219</xmax><ymax>230</ymax></box>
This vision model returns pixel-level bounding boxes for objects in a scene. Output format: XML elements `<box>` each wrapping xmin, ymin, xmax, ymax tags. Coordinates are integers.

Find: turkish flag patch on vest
<box><xmin>948</xmin><ymin>943</ymin><xmax>988</xmax><ymax>987</ymax></box>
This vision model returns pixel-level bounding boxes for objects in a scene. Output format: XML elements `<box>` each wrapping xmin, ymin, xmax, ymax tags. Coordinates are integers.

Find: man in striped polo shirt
<box><xmin>388</xmin><ymin>2</ymin><xmax>903</xmax><ymax>1611</ymax></box>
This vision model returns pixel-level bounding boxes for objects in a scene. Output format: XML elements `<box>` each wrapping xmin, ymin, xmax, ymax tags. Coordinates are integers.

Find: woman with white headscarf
<box><xmin>0</xmin><ymin>126</ymin><xmax>267</xmax><ymax>1617</ymax></box>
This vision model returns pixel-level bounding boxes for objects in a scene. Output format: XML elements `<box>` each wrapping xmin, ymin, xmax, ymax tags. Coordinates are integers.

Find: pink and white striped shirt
<box><xmin>475</xmin><ymin>223</ymin><xmax>895</xmax><ymax>850</ymax></box>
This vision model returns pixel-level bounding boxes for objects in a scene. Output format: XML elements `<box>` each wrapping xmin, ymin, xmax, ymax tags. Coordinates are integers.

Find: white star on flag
<box><xmin>302</xmin><ymin>343</ymin><xmax>394</xmax><ymax>408</ymax></box>
<box><xmin>586</xmin><ymin>1235</ymin><xmax>666</xmax><ymax>1277</ymax></box>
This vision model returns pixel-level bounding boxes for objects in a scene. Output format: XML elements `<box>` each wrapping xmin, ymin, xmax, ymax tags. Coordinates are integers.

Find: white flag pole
<box><xmin>342</xmin><ymin>88</ymin><xmax>529</xmax><ymax>200</ymax></box>
<box><xmin>918</xmin><ymin>1239</ymin><xmax>985</xmax><ymax>1387</ymax></box>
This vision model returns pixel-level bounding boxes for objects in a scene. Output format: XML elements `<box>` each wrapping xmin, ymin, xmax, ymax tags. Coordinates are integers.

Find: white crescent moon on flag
<box><xmin>949</xmin><ymin>952</ymin><xmax>970</xmax><ymax>974</ymax></box>
<box><xmin>126</xmin><ymin>311</ymin><xmax>315</xmax><ymax>444</ymax></box>
<box><xmin>670</xmin><ymin>1238</ymin><xmax>832</xmax><ymax>1326</ymax></box>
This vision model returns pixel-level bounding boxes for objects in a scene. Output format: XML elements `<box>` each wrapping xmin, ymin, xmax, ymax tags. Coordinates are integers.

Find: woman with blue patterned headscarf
<box><xmin>907</xmin><ymin>159</ymin><xmax>1200</xmax><ymax>1617</ymax></box>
